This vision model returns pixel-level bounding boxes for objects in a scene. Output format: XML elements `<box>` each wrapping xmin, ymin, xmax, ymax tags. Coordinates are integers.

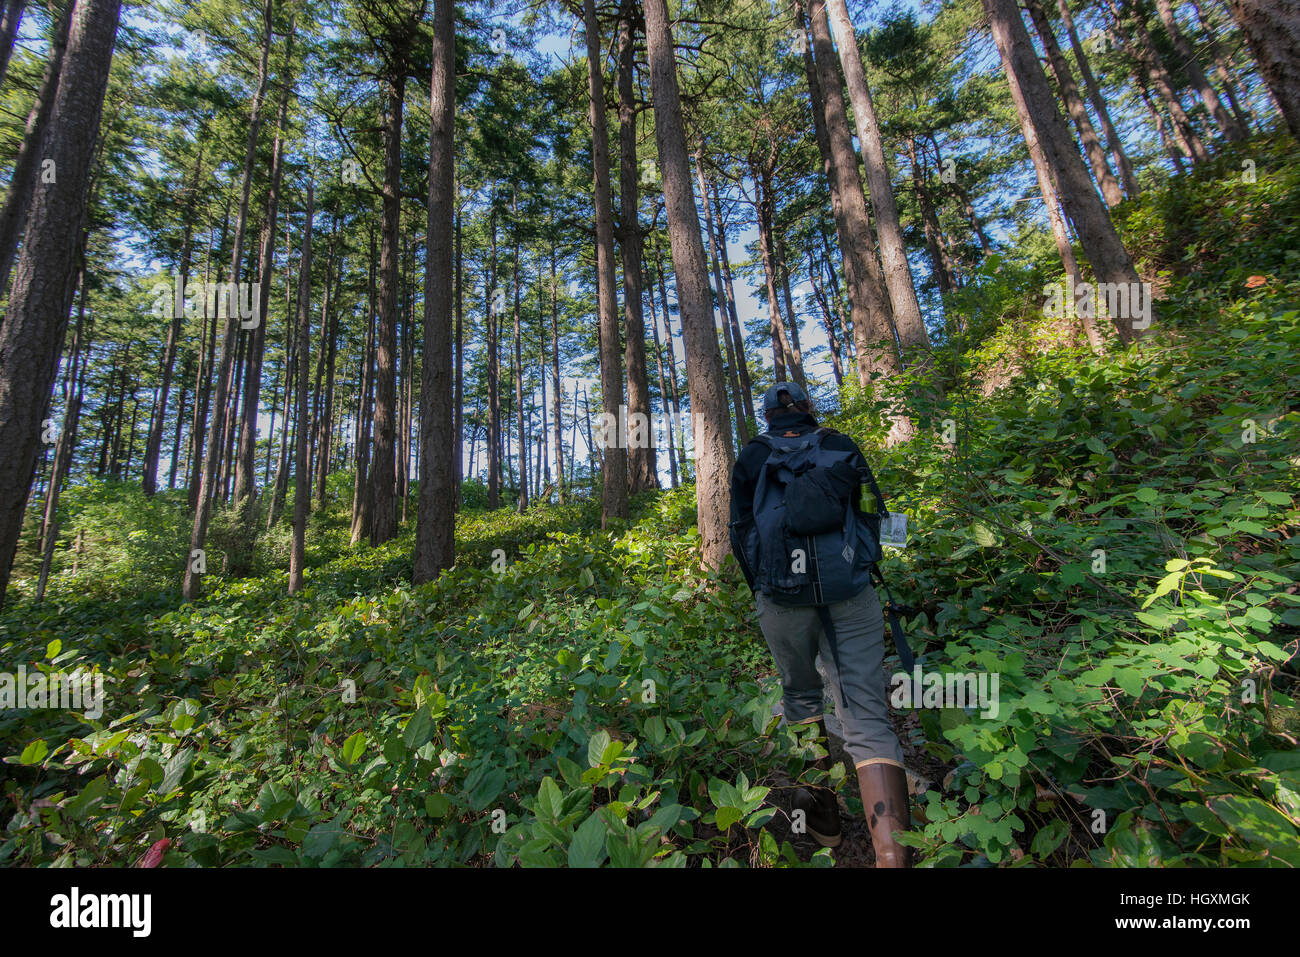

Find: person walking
<box><xmin>728</xmin><ymin>382</ymin><xmax>911</xmax><ymax>867</ymax></box>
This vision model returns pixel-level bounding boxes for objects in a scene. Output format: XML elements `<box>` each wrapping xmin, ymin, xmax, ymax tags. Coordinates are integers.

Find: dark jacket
<box><xmin>728</xmin><ymin>411</ymin><xmax>875</xmax><ymax>591</ymax></box>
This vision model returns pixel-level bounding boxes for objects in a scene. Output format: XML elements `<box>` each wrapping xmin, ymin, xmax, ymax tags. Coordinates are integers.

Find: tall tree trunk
<box><xmin>618</xmin><ymin>4</ymin><xmax>657</xmax><ymax>493</ymax></box>
<box><xmin>927</xmin><ymin>133</ymin><xmax>993</xmax><ymax>253</ymax></box>
<box><xmin>369</xmin><ymin>51</ymin><xmax>409</xmax><ymax>546</ymax></box>
<box><xmin>550</xmin><ymin>248</ymin><xmax>565</xmax><ymax>502</ymax></box>
<box><xmin>235</xmin><ymin>24</ymin><xmax>297</xmax><ymax>506</ymax></box>
<box><xmin>36</xmin><ymin>268</ymin><xmax>88</xmax><ymax>601</ymax></box>
<box><xmin>189</xmin><ymin>202</ymin><xmax>228</xmax><ymax>508</ymax></box>
<box><xmin>643</xmin><ymin>0</ymin><xmax>735</xmax><ymax>568</ymax></box>
<box><xmin>0</xmin><ymin>0</ymin><xmax>121</xmax><ymax>606</ymax></box>
<box><xmin>511</xmin><ymin>228</ymin><xmax>527</xmax><ymax>512</ymax></box>
<box><xmin>414</xmin><ymin>0</ymin><xmax>456</xmax><ymax>582</ymax></box>
<box><xmin>644</xmin><ymin>242</ymin><xmax>677</xmax><ymax>486</ymax></box>
<box><xmin>1224</xmin><ymin>0</ymin><xmax>1300</xmax><ymax>138</ymax></box>
<box><xmin>351</xmin><ymin>230</ymin><xmax>377</xmax><ymax>542</ymax></box>
<box><xmin>1055</xmin><ymin>0</ymin><xmax>1141</xmax><ymax>197</ymax></box>
<box><xmin>1112</xmin><ymin>0</ymin><xmax>1211</xmax><ymax>162</ymax></box>
<box><xmin>753</xmin><ymin>165</ymin><xmax>795</xmax><ymax>385</ymax></box>
<box><xmin>171</xmin><ymin>357</ymin><xmax>189</xmax><ymax>489</ymax></box>
<box><xmin>314</xmin><ymin>238</ymin><xmax>340</xmax><ymax>506</ymax></box>
<box><xmin>1139</xmin><ymin>80</ymin><xmax>1190</xmax><ymax>172</ymax></box>
<box><xmin>986</xmin><ymin>0</ymin><xmax>1142</xmax><ymax>343</ymax></box>
<box><xmin>775</xmin><ymin>234</ymin><xmax>807</xmax><ymax>386</ymax></box>
<box><xmin>797</xmin><ymin>0</ymin><xmax>866</xmax><ymax>368</ymax></box>
<box><xmin>1153</xmin><ymin>0</ymin><xmax>1246</xmax><ymax>140</ymax></box>
<box><xmin>184</xmin><ymin>0</ymin><xmax>274</xmax><ymax>600</ymax></box>
<box><xmin>808</xmin><ymin>248</ymin><xmax>845</xmax><ymax>384</ymax></box>
<box><xmin>453</xmin><ymin>191</ymin><xmax>464</xmax><ymax>507</ymax></box>
<box><xmin>804</xmin><ymin>0</ymin><xmax>899</xmax><ymax>383</ymax></box>
<box><xmin>823</xmin><ymin>0</ymin><xmax>929</xmax><ymax>353</ymax></box>
<box><xmin>0</xmin><ymin>0</ymin><xmax>72</xmax><ymax>312</ymax></box>
<box><xmin>905</xmin><ymin>136</ymin><xmax>957</xmax><ymax>297</ymax></box>
<box><xmin>143</xmin><ymin>146</ymin><xmax>204</xmax><ymax>496</ymax></box>
<box><xmin>711</xmin><ymin>185</ymin><xmax>756</xmax><ymax>428</ymax></box>
<box><xmin>1025</xmin><ymin>0</ymin><xmax>1125</xmax><ymax>207</ymax></box>
<box><xmin>582</xmin><ymin>0</ymin><xmax>629</xmax><ymax>524</ymax></box>
<box><xmin>288</xmin><ymin>184</ymin><xmax>313</xmax><ymax>595</ymax></box>
<box><xmin>0</xmin><ymin>0</ymin><xmax>27</xmax><ymax>91</ymax></box>
<box><xmin>652</xmin><ymin>233</ymin><xmax>685</xmax><ymax>471</ymax></box>
<box><xmin>695</xmin><ymin>153</ymin><xmax>748</xmax><ymax>444</ymax></box>
<box><xmin>1191</xmin><ymin>0</ymin><xmax>1254</xmax><ymax>134</ymax></box>
<box><xmin>820</xmin><ymin>228</ymin><xmax>856</xmax><ymax>363</ymax></box>
<box><xmin>486</xmin><ymin>206</ymin><xmax>500</xmax><ymax>509</ymax></box>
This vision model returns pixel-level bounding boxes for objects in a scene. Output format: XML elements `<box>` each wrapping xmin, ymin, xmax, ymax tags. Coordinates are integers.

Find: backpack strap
<box><xmin>871</xmin><ymin>566</ymin><xmax>916</xmax><ymax>671</ymax></box>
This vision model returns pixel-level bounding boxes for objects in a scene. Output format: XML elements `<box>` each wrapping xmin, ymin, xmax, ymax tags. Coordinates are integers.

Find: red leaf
<box><xmin>136</xmin><ymin>837</ymin><xmax>171</xmax><ymax>868</ymax></box>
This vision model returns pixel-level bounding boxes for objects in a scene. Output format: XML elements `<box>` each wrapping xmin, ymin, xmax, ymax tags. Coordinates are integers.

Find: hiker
<box><xmin>728</xmin><ymin>382</ymin><xmax>912</xmax><ymax>867</ymax></box>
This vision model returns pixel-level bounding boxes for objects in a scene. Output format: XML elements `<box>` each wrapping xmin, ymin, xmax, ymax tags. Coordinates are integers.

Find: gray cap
<box><xmin>762</xmin><ymin>382</ymin><xmax>808</xmax><ymax>412</ymax></box>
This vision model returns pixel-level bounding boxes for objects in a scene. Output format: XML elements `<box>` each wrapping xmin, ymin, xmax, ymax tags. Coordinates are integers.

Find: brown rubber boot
<box><xmin>856</xmin><ymin>762</ymin><xmax>912</xmax><ymax>868</ymax></box>
<box><xmin>793</xmin><ymin>719</ymin><xmax>842</xmax><ymax>848</ymax></box>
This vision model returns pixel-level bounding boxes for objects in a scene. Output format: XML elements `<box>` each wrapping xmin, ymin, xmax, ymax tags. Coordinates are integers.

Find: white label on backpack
<box><xmin>880</xmin><ymin>512</ymin><xmax>908</xmax><ymax>548</ymax></box>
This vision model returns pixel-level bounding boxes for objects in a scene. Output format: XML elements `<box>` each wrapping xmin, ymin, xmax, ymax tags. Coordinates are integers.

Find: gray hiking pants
<box><xmin>755</xmin><ymin>585</ymin><xmax>905</xmax><ymax>770</ymax></box>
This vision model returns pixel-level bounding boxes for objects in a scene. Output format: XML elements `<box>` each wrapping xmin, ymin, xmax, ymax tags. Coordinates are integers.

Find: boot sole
<box><xmin>809</xmin><ymin>826</ymin><xmax>842</xmax><ymax>848</ymax></box>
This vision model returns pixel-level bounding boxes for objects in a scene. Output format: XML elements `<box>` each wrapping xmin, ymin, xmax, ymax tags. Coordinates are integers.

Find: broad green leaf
<box><xmin>587</xmin><ymin>729</ymin><xmax>611</xmax><ymax>768</ymax></box>
<box><xmin>568</xmin><ymin>811</ymin><xmax>608</xmax><ymax>868</ymax></box>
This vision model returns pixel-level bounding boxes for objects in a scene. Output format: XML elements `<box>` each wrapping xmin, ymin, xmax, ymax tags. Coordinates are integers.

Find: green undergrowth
<box><xmin>2</xmin><ymin>134</ymin><xmax>1298</xmax><ymax>867</ymax></box>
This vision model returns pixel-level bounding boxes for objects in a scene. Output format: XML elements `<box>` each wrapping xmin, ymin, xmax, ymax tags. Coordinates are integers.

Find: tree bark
<box><xmin>711</xmin><ymin>185</ymin><xmax>755</xmax><ymax>428</ymax></box>
<box><xmin>0</xmin><ymin>0</ymin><xmax>72</xmax><ymax>314</ymax></box>
<box><xmin>413</xmin><ymin>0</ymin><xmax>456</xmax><ymax>583</ymax></box>
<box><xmin>453</xmin><ymin>189</ymin><xmax>464</xmax><ymax>507</ymax></box>
<box><xmin>550</xmin><ymin>248</ymin><xmax>565</xmax><ymax>501</ymax></box>
<box><xmin>511</xmin><ymin>226</ymin><xmax>527</xmax><ymax>512</ymax></box>
<box><xmin>1055</xmin><ymin>0</ymin><xmax>1141</xmax><ymax>197</ymax></box>
<box><xmin>1225</xmin><ymin>0</ymin><xmax>1300</xmax><ymax>138</ymax></box>
<box><xmin>823</xmin><ymin>0</ymin><xmax>929</xmax><ymax>353</ymax></box>
<box><xmin>314</xmin><ymin>235</ymin><xmax>340</xmax><ymax>506</ymax></box>
<box><xmin>1154</xmin><ymin>0</ymin><xmax>1246</xmax><ymax>140</ymax></box>
<box><xmin>143</xmin><ymin>146</ymin><xmax>205</xmax><ymax>496</ymax></box>
<box><xmin>643</xmin><ymin>0</ymin><xmax>735</xmax><ymax>568</ymax></box>
<box><xmin>0</xmin><ymin>0</ymin><xmax>27</xmax><ymax>91</ymax></box>
<box><xmin>184</xmin><ymin>0</ymin><xmax>274</xmax><ymax>600</ymax></box>
<box><xmin>0</xmin><ymin>0</ymin><xmax>120</xmax><ymax>606</ymax></box>
<box><xmin>644</xmin><ymin>240</ymin><xmax>677</xmax><ymax>486</ymax></box>
<box><xmin>808</xmin><ymin>248</ymin><xmax>845</xmax><ymax>384</ymax></box>
<box><xmin>288</xmin><ymin>184</ymin><xmax>313</xmax><ymax>595</ymax></box>
<box><xmin>753</xmin><ymin>162</ymin><xmax>794</xmax><ymax>384</ymax></box>
<box><xmin>485</xmin><ymin>205</ymin><xmax>500</xmax><ymax>509</ymax></box>
<box><xmin>618</xmin><ymin>4</ymin><xmax>657</xmax><ymax>493</ymax></box>
<box><xmin>905</xmin><ymin>135</ymin><xmax>957</xmax><ymax>297</ymax></box>
<box><xmin>1025</xmin><ymin>0</ymin><xmax>1125</xmax><ymax>207</ymax></box>
<box><xmin>986</xmin><ymin>0</ymin><xmax>1142</xmax><ymax>343</ymax></box>
<box><xmin>369</xmin><ymin>48</ymin><xmax>410</xmax><ymax>546</ymax></box>
<box><xmin>350</xmin><ymin>229</ymin><xmax>377</xmax><ymax>542</ymax></box>
<box><xmin>805</xmin><ymin>0</ymin><xmax>899</xmax><ymax>383</ymax></box>
<box><xmin>582</xmin><ymin>0</ymin><xmax>629</xmax><ymax>524</ymax></box>
<box><xmin>235</xmin><ymin>27</ymin><xmax>296</xmax><ymax>506</ymax></box>
<box><xmin>36</xmin><ymin>268</ymin><xmax>88</xmax><ymax>600</ymax></box>
<box><xmin>1112</xmin><ymin>0</ymin><xmax>1211</xmax><ymax>162</ymax></box>
<box><xmin>695</xmin><ymin>153</ymin><xmax>748</xmax><ymax>444</ymax></box>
